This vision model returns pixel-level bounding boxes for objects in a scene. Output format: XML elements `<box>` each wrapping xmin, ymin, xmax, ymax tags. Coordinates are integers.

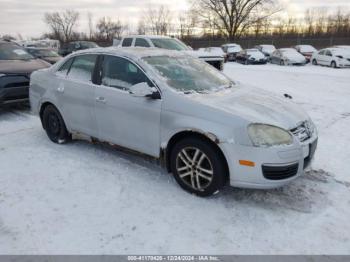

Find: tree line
<box><xmin>40</xmin><ymin>0</ymin><xmax>350</xmax><ymax>44</ymax></box>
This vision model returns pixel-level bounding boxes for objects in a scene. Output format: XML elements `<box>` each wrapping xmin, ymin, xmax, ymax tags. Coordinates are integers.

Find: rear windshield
<box><xmin>0</xmin><ymin>43</ymin><xmax>34</xmax><ymax>60</ymax></box>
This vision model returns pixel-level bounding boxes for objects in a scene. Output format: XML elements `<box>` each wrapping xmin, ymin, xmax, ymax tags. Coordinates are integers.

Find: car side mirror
<box><xmin>129</xmin><ymin>82</ymin><xmax>160</xmax><ymax>99</ymax></box>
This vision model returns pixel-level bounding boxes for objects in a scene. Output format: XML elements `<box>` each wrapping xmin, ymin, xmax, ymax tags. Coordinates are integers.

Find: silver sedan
<box><xmin>29</xmin><ymin>47</ymin><xmax>318</xmax><ymax>197</ymax></box>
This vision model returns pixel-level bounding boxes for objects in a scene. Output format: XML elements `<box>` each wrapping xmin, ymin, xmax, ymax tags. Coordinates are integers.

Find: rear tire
<box><xmin>170</xmin><ymin>137</ymin><xmax>227</xmax><ymax>197</ymax></box>
<box><xmin>42</xmin><ymin>105</ymin><xmax>71</xmax><ymax>144</ymax></box>
<box><xmin>280</xmin><ymin>60</ymin><xmax>285</xmax><ymax>66</ymax></box>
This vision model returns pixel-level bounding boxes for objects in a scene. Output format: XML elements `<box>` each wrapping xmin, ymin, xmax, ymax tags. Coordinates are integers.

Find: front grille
<box><xmin>205</xmin><ymin>60</ymin><xmax>223</xmax><ymax>70</ymax></box>
<box><xmin>262</xmin><ymin>163</ymin><xmax>299</xmax><ymax>180</ymax></box>
<box><xmin>1</xmin><ymin>74</ymin><xmax>30</xmax><ymax>89</ymax></box>
<box><xmin>4</xmin><ymin>81</ymin><xmax>29</xmax><ymax>88</ymax></box>
<box><xmin>290</xmin><ymin>121</ymin><xmax>313</xmax><ymax>142</ymax></box>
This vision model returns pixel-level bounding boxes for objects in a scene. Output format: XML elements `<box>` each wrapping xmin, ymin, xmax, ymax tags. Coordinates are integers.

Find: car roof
<box><xmin>70</xmin><ymin>47</ymin><xmax>184</xmax><ymax>60</ymax></box>
<box><xmin>124</xmin><ymin>35</ymin><xmax>172</xmax><ymax>39</ymax></box>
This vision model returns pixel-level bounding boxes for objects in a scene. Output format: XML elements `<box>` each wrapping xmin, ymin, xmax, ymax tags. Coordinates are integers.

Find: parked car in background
<box><xmin>254</xmin><ymin>45</ymin><xmax>276</xmax><ymax>57</ymax></box>
<box><xmin>236</xmin><ymin>49</ymin><xmax>267</xmax><ymax>65</ymax></box>
<box><xmin>0</xmin><ymin>40</ymin><xmax>50</xmax><ymax>105</ymax></box>
<box><xmin>270</xmin><ymin>48</ymin><xmax>307</xmax><ymax>66</ymax></box>
<box><xmin>311</xmin><ymin>48</ymin><xmax>350</xmax><ymax>68</ymax></box>
<box><xmin>30</xmin><ymin>47</ymin><xmax>318</xmax><ymax>197</ymax></box>
<box><xmin>25</xmin><ymin>48</ymin><xmax>62</xmax><ymax>65</ymax></box>
<box><xmin>333</xmin><ymin>45</ymin><xmax>350</xmax><ymax>50</ymax></box>
<box><xmin>198</xmin><ymin>47</ymin><xmax>226</xmax><ymax>60</ymax></box>
<box><xmin>58</xmin><ymin>41</ymin><xmax>99</xmax><ymax>57</ymax></box>
<box><xmin>294</xmin><ymin>45</ymin><xmax>317</xmax><ymax>63</ymax></box>
<box><xmin>117</xmin><ymin>35</ymin><xmax>225</xmax><ymax>70</ymax></box>
<box><xmin>222</xmin><ymin>44</ymin><xmax>242</xmax><ymax>61</ymax></box>
<box><xmin>17</xmin><ymin>39</ymin><xmax>60</xmax><ymax>51</ymax></box>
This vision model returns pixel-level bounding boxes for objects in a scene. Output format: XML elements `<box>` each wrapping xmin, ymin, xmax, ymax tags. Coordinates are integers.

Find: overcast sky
<box><xmin>0</xmin><ymin>0</ymin><xmax>349</xmax><ymax>38</ymax></box>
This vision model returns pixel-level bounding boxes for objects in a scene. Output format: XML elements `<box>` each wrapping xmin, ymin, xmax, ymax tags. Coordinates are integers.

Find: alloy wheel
<box><xmin>176</xmin><ymin>147</ymin><xmax>214</xmax><ymax>191</ymax></box>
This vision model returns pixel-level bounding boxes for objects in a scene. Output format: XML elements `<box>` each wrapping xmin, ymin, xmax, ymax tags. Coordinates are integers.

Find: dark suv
<box><xmin>58</xmin><ymin>41</ymin><xmax>99</xmax><ymax>57</ymax></box>
<box><xmin>0</xmin><ymin>41</ymin><xmax>50</xmax><ymax>105</ymax></box>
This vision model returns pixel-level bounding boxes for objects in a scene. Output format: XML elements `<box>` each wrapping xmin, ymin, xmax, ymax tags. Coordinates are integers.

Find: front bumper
<box><xmin>199</xmin><ymin>57</ymin><xmax>225</xmax><ymax>71</ymax></box>
<box><xmin>248</xmin><ymin>58</ymin><xmax>267</xmax><ymax>64</ymax></box>
<box><xmin>0</xmin><ymin>75</ymin><xmax>30</xmax><ymax>105</ymax></box>
<box><xmin>338</xmin><ymin>60</ymin><xmax>350</xmax><ymax>68</ymax></box>
<box><xmin>220</xmin><ymin>135</ymin><xmax>318</xmax><ymax>189</ymax></box>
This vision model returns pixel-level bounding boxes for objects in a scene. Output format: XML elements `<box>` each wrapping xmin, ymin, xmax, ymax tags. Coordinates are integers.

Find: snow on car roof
<box><xmin>67</xmin><ymin>47</ymin><xmax>185</xmax><ymax>60</ymax></box>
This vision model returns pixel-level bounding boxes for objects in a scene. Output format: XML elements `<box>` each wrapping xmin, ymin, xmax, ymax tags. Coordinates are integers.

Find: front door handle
<box><xmin>57</xmin><ymin>85</ymin><xmax>65</xmax><ymax>93</ymax></box>
<box><xmin>96</xmin><ymin>96</ymin><xmax>106</xmax><ymax>104</ymax></box>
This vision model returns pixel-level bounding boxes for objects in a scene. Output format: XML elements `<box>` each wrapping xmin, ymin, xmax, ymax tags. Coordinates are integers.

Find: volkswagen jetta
<box><xmin>30</xmin><ymin>47</ymin><xmax>318</xmax><ymax>197</ymax></box>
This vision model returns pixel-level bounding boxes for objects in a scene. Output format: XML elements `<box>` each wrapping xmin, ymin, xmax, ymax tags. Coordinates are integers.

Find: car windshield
<box><xmin>261</xmin><ymin>45</ymin><xmax>275</xmax><ymax>51</ymax></box>
<box><xmin>150</xmin><ymin>38</ymin><xmax>189</xmax><ymax>51</ymax></box>
<box><xmin>227</xmin><ymin>46</ymin><xmax>242</xmax><ymax>52</ymax></box>
<box><xmin>143</xmin><ymin>55</ymin><xmax>233</xmax><ymax>94</ymax></box>
<box><xmin>28</xmin><ymin>49</ymin><xmax>59</xmax><ymax>57</ymax></box>
<box><xmin>0</xmin><ymin>43</ymin><xmax>34</xmax><ymax>60</ymax></box>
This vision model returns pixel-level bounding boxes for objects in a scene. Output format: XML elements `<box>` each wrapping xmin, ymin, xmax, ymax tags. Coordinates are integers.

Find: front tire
<box><xmin>42</xmin><ymin>105</ymin><xmax>71</xmax><ymax>144</ymax></box>
<box><xmin>170</xmin><ymin>137</ymin><xmax>227</xmax><ymax>197</ymax></box>
<box><xmin>331</xmin><ymin>61</ymin><xmax>337</xmax><ymax>68</ymax></box>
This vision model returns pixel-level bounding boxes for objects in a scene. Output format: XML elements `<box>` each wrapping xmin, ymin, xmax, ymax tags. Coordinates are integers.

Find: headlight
<box><xmin>248</xmin><ymin>124</ymin><xmax>293</xmax><ymax>147</ymax></box>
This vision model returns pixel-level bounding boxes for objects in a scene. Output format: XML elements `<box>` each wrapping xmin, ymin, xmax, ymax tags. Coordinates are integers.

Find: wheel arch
<box><xmin>163</xmin><ymin>130</ymin><xmax>230</xmax><ymax>182</ymax></box>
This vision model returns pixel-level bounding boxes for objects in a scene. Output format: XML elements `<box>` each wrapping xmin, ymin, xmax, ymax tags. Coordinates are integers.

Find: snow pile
<box><xmin>0</xmin><ymin>64</ymin><xmax>350</xmax><ymax>255</ymax></box>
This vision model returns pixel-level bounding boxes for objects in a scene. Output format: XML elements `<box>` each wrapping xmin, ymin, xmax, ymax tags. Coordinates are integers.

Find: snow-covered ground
<box><xmin>0</xmin><ymin>63</ymin><xmax>349</xmax><ymax>255</ymax></box>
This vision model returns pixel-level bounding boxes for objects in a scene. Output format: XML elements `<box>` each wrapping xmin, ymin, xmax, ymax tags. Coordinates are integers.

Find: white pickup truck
<box><xmin>116</xmin><ymin>35</ymin><xmax>225</xmax><ymax>71</ymax></box>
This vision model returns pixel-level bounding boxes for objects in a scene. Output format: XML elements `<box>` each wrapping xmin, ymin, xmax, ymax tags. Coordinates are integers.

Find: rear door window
<box><xmin>122</xmin><ymin>38</ymin><xmax>133</xmax><ymax>47</ymax></box>
<box><xmin>67</xmin><ymin>55</ymin><xmax>97</xmax><ymax>82</ymax></box>
<box><xmin>135</xmin><ymin>38</ymin><xmax>150</xmax><ymax>47</ymax></box>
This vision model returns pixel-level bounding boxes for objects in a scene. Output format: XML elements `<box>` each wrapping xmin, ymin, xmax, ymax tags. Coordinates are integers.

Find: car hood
<box><xmin>334</xmin><ymin>51</ymin><xmax>350</xmax><ymax>59</ymax></box>
<box><xmin>0</xmin><ymin>59</ymin><xmax>50</xmax><ymax>74</ymax></box>
<box><xmin>249</xmin><ymin>52</ymin><xmax>266</xmax><ymax>60</ymax></box>
<box><xmin>262</xmin><ymin>49</ymin><xmax>275</xmax><ymax>55</ymax></box>
<box><xmin>283</xmin><ymin>52</ymin><xmax>306</xmax><ymax>62</ymax></box>
<box><xmin>187</xmin><ymin>85</ymin><xmax>308</xmax><ymax>130</ymax></box>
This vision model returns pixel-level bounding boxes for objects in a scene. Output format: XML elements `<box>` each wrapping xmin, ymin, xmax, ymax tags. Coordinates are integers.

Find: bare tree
<box><xmin>87</xmin><ymin>12</ymin><xmax>94</xmax><ymax>40</ymax></box>
<box><xmin>137</xmin><ymin>19</ymin><xmax>146</xmax><ymax>35</ymax></box>
<box><xmin>192</xmin><ymin>0</ymin><xmax>279</xmax><ymax>40</ymax></box>
<box><xmin>178</xmin><ymin>10</ymin><xmax>198</xmax><ymax>38</ymax></box>
<box><xmin>96</xmin><ymin>17</ymin><xmax>125</xmax><ymax>41</ymax></box>
<box><xmin>44</xmin><ymin>10</ymin><xmax>80</xmax><ymax>43</ymax></box>
<box><xmin>145</xmin><ymin>5</ymin><xmax>173</xmax><ymax>35</ymax></box>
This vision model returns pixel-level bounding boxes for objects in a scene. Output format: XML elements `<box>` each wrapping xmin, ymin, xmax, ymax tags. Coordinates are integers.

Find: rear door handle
<box><xmin>96</xmin><ymin>96</ymin><xmax>106</xmax><ymax>104</ymax></box>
